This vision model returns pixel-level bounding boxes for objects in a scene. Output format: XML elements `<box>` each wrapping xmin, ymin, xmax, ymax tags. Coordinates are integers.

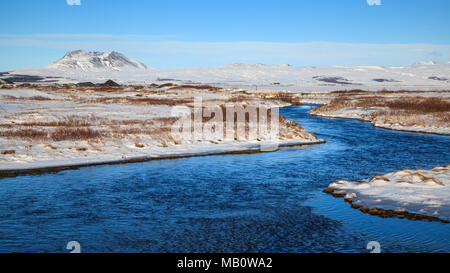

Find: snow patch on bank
<box><xmin>325</xmin><ymin>166</ymin><xmax>450</xmax><ymax>222</ymax></box>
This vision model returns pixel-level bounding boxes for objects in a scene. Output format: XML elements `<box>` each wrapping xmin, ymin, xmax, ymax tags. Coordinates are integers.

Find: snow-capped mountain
<box><xmin>46</xmin><ymin>50</ymin><xmax>147</xmax><ymax>71</ymax></box>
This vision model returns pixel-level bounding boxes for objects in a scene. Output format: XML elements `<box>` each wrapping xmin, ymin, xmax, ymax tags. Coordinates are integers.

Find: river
<box><xmin>0</xmin><ymin>105</ymin><xmax>449</xmax><ymax>253</ymax></box>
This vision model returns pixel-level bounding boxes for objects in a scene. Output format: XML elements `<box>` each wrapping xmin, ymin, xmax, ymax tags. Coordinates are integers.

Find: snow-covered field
<box><xmin>309</xmin><ymin>91</ymin><xmax>450</xmax><ymax>135</ymax></box>
<box><xmin>1</xmin><ymin>50</ymin><xmax>449</xmax><ymax>92</ymax></box>
<box><xmin>0</xmin><ymin>86</ymin><xmax>323</xmax><ymax>174</ymax></box>
<box><xmin>324</xmin><ymin>166</ymin><xmax>450</xmax><ymax>223</ymax></box>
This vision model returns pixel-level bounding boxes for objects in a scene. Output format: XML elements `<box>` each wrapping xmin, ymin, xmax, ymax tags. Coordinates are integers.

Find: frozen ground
<box><xmin>0</xmin><ymin>86</ymin><xmax>322</xmax><ymax>173</ymax></box>
<box><xmin>2</xmin><ymin>61</ymin><xmax>450</xmax><ymax>92</ymax></box>
<box><xmin>324</xmin><ymin>166</ymin><xmax>450</xmax><ymax>223</ymax></box>
<box><xmin>309</xmin><ymin>91</ymin><xmax>450</xmax><ymax>135</ymax></box>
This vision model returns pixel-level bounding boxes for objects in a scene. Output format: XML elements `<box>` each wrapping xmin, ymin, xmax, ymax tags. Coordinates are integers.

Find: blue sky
<box><xmin>1</xmin><ymin>0</ymin><xmax>449</xmax><ymax>69</ymax></box>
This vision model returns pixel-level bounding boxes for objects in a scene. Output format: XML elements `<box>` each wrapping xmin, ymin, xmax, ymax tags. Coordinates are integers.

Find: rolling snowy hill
<box><xmin>1</xmin><ymin>50</ymin><xmax>449</xmax><ymax>91</ymax></box>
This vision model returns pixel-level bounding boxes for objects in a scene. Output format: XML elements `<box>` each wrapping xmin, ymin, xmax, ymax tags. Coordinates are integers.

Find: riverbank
<box><xmin>0</xmin><ymin>84</ymin><xmax>323</xmax><ymax>177</ymax></box>
<box><xmin>308</xmin><ymin>90</ymin><xmax>450</xmax><ymax>135</ymax></box>
<box><xmin>324</xmin><ymin>165</ymin><xmax>450</xmax><ymax>223</ymax></box>
<box><xmin>0</xmin><ymin>139</ymin><xmax>325</xmax><ymax>178</ymax></box>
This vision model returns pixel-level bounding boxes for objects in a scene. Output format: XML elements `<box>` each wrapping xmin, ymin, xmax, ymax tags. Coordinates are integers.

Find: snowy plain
<box><xmin>3</xmin><ymin>56</ymin><xmax>450</xmax><ymax>92</ymax></box>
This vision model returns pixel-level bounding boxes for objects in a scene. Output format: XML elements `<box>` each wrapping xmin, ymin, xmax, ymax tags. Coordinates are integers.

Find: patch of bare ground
<box><xmin>157</xmin><ymin>83</ymin><xmax>176</xmax><ymax>88</ymax></box>
<box><xmin>167</xmin><ymin>84</ymin><xmax>221</xmax><ymax>91</ymax></box>
<box><xmin>330</xmin><ymin>89</ymin><xmax>369</xmax><ymax>95</ymax></box>
<box><xmin>135</xmin><ymin>143</ymin><xmax>145</xmax><ymax>148</ymax></box>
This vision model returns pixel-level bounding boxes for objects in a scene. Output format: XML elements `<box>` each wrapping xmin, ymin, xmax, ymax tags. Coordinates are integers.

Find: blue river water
<box><xmin>0</xmin><ymin>105</ymin><xmax>449</xmax><ymax>253</ymax></box>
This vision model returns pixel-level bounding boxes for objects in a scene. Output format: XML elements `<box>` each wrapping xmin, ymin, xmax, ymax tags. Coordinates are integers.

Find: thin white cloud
<box><xmin>0</xmin><ymin>34</ymin><xmax>448</xmax><ymax>67</ymax></box>
<box><xmin>0</xmin><ymin>33</ymin><xmax>175</xmax><ymax>40</ymax></box>
<box><xmin>66</xmin><ymin>0</ymin><xmax>81</xmax><ymax>6</ymax></box>
<box><xmin>0</xmin><ymin>34</ymin><xmax>112</xmax><ymax>39</ymax></box>
<box><xmin>367</xmin><ymin>0</ymin><xmax>381</xmax><ymax>6</ymax></box>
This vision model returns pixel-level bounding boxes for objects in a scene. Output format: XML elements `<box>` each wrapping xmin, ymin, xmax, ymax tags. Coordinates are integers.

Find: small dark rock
<box><xmin>428</xmin><ymin>76</ymin><xmax>449</xmax><ymax>81</ymax></box>
<box><xmin>76</xmin><ymin>82</ymin><xmax>96</xmax><ymax>87</ymax></box>
<box><xmin>100</xmin><ymin>80</ymin><xmax>120</xmax><ymax>87</ymax></box>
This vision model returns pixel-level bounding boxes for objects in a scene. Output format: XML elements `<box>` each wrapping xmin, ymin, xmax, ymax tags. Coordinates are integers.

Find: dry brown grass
<box><xmin>168</xmin><ymin>104</ymin><xmax>315</xmax><ymax>141</ymax></box>
<box><xmin>386</xmin><ymin>97</ymin><xmax>450</xmax><ymax>113</ymax></box>
<box><xmin>0</xmin><ymin>114</ymin><xmax>182</xmax><ymax>143</ymax></box>
<box><xmin>226</xmin><ymin>96</ymin><xmax>257</xmax><ymax>103</ymax></box>
<box><xmin>375</xmin><ymin>98</ymin><xmax>449</xmax><ymax>125</ymax></box>
<box><xmin>433</xmin><ymin>112</ymin><xmax>450</xmax><ymax>123</ymax></box>
<box><xmin>28</xmin><ymin>96</ymin><xmax>52</xmax><ymax>101</ymax></box>
<box><xmin>272</xmin><ymin>92</ymin><xmax>303</xmax><ymax>105</ymax></box>
<box><xmin>0</xmin><ymin>95</ymin><xmax>52</xmax><ymax>101</ymax></box>
<box><xmin>313</xmin><ymin>94</ymin><xmax>450</xmax><ymax>128</ymax></box>
<box><xmin>252</xmin><ymin>92</ymin><xmax>303</xmax><ymax>105</ymax></box>
<box><xmin>17</xmin><ymin>115</ymin><xmax>99</xmax><ymax>127</ymax></box>
<box><xmin>0</xmin><ymin>129</ymin><xmax>48</xmax><ymax>140</ymax></box>
<box><xmin>45</xmin><ymin>144</ymin><xmax>57</xmax><ymax>150</ymax></box>
<box><xmin>157</xmin><ymin>83</ymin><xmax>176</xmax><ymax>88</ymax></box>
<box><xmin>0</xmin><ymin>88</ymin><xmax>313</xmax><ymax>145</ymax></box>
<box><xmin>331</xmin><ymin>89</ymin><xmax>369</xmax><ymax>95</ymax></box>
<box><xmin>50</xmin><ymin>128</ymin><xmax>104</xmax><ymax>141</ymax></box>
<box><xmin>85</xmin><ymin>86</ymin><xmax>121</xmax><ymax>92</ymax></box>
<box><xmin>318</xmin><ymin>96</ymin><xmax>450</xmax><ymax>113</ymax></box>
<box><xmin>81</xmin><ymin>96</ymin><xmax>194</xmax><ymax>106</ymax></box>
<box><xmin>167</xmin><ymin>84</ymin><xmax>221</xmax><ymax>91</ymax></box>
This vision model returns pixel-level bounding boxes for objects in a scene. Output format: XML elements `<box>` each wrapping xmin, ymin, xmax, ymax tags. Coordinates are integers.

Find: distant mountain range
<box><xmin>46</xmin><ymin>50</ymin><xmax>147</xmax><ymax>71</ymax></box>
